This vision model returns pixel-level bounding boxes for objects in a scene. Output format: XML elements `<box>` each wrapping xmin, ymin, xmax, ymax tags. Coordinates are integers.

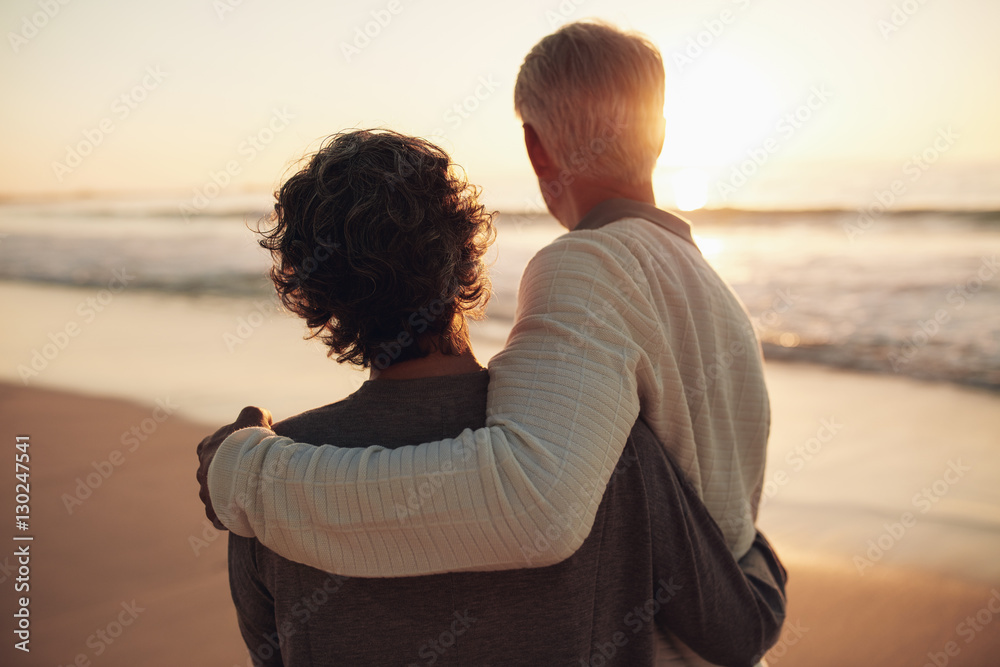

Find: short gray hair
<box><xmin>514</xmin><ymin>21</ymin><xmax>665</xmax><ymax>185</ymax></box>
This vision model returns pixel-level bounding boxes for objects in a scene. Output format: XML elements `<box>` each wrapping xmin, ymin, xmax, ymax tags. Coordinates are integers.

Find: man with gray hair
<box><xmin>200</xmin><ymin>20</ymin><xmax>782</xmax><ymax>665</ymax></box>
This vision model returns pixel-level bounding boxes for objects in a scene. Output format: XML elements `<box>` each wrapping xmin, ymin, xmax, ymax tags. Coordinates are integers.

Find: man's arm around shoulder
<box><xmin>202</xmin><ymin>235</ymin><xmax>654</xmax><ymax>576</ymax></box>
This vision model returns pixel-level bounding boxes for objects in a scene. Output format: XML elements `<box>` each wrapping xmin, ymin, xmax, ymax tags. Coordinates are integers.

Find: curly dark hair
<box><xmin>258</xmin><ymin>129</ymin><xmax>495</xmax><ymax>369</ymax></box>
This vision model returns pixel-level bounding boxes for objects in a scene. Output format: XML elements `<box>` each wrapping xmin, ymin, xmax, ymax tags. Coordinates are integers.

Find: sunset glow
<box><xmin>671</xmin><ymin>167</ymin><xmax>709</xmax><ymax>210</ymax></box>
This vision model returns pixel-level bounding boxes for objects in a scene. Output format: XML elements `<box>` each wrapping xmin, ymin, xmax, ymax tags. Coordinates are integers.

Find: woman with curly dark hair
<box><xmin>217</xmin><ymin>129</ymin><xmax>784</xmax><ymax>666</ymax></box>
<box><xmin>259</xmin><ymin>128</ymin><xmax>494</xmax><ymax>375</ymax></box>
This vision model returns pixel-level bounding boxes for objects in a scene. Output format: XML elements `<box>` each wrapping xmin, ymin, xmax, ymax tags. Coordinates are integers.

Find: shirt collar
<box><xmin>573</xmin><ymin>198</ymin><xmax>698</xmax><ymax>250</ymax></box>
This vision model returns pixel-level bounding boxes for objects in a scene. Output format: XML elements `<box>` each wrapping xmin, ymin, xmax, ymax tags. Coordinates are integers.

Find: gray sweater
<box><xmin>228</xmin><ymin>370</ymin><xmax>785</xmax><ymax>666</ymax></box>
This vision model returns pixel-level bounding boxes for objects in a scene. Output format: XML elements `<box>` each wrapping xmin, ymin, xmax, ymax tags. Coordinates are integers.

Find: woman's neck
<box><xmin>369</xmin><ymin>347</ymin><xmax>484</xmax><ymax>380</ymax></box>
<box><xmin>368</xmin><ymin>325</ymin><xmax>484</xmax><ymax>380</ymax></box>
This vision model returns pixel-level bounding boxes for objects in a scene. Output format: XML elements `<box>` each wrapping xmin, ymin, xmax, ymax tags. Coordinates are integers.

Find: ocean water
<box><xmin>1</xmin><ymin>200</ymin><xmax>998</xmax><ymax>390</ymax></box>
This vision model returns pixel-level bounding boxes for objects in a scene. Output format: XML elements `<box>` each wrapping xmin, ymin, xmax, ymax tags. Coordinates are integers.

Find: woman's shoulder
<box><xmin>272</xmin><ymin>369</ymin><xmax>490</xmax><ymax>447</ymax></box>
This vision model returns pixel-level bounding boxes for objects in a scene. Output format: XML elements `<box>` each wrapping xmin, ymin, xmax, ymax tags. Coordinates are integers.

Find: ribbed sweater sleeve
<box><xmin>208</xmin><ymin>232</ymin><xmax>654</xmax><ymax>576</ymax></box>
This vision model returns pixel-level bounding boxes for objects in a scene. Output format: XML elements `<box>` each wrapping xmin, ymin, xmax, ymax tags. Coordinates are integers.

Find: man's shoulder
<box><xmin>524</xmin><ymin>216</ymin><xmax>694</xmax><ymax>296</ymax></box>
<box><xmin>590</xmin><ymin>216</ymin><xmax>695</xmax><ymax>254</ymax></box>
<box><xmin>571</xmin><ymin>198</ymin><xmax>696</xmax><ymax>249</ymax></box>
<box><xmin>541</xmin><ymin>215</ymin><xmax>690</xmax><ymax>261</ymax></box>
<box><xmin>528</xmin><ymin>224</ymin><xmax>641</xmax><ymax>275</ymax></box>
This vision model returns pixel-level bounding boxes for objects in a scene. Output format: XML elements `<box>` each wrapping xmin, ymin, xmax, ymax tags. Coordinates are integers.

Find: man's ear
<box><xmin>523</xmin><ymin>124</ymin><xmax>555</xmax><ymax>178</ymax></box>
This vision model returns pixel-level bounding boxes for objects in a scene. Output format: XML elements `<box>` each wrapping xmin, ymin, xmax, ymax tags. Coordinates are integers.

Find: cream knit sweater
<box><xmin>209</xmin><ymin>213</ymin><xmax>769</xmax><ymax>583</ymax></box>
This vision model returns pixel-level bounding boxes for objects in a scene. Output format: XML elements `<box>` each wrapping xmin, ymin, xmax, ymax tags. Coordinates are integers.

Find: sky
<box><xmin>1</xmin><ymin>0</ymin><xmax>999</xmax><ymax>209</ymax></box>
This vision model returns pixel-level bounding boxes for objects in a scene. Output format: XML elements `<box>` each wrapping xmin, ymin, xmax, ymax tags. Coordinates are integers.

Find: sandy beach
<box><xmin>2</xmin><ymin>282</ymin><xmax>999</xmax><ymax>666</ymax></box>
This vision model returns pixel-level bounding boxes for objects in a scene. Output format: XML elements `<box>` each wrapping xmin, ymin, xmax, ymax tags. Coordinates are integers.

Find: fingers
<box><xmin>202</xmin><ymin>494</ymin><xmax>225</xmax><ymax>531</ymax></box>
<box><xmin>197</xmin><ymin>460</ymin><xmax>226</xmax><ymax>531</ymax></box>
<box><xmin>195</xmin><ymin>405</ymin><xmax>269</xmax><ymax>534</ymax></box>
<box><xmin>196</xmin><ymin>435</ymin><xmax>212</xmax><ymax>457</ymax></box>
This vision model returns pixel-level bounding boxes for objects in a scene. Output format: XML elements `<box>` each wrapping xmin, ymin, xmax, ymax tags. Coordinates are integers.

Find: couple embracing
<box><xmin>197</xmin><ymin>19</ymin><xmax>787</xmax><ymax>667</ymax></box>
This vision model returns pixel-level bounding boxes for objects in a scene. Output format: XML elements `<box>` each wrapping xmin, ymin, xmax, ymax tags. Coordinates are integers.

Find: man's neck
<box><xmin>549</xmin><ymin>178</ymin><xmax>656</xmax><ymax>231</ymax></box>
